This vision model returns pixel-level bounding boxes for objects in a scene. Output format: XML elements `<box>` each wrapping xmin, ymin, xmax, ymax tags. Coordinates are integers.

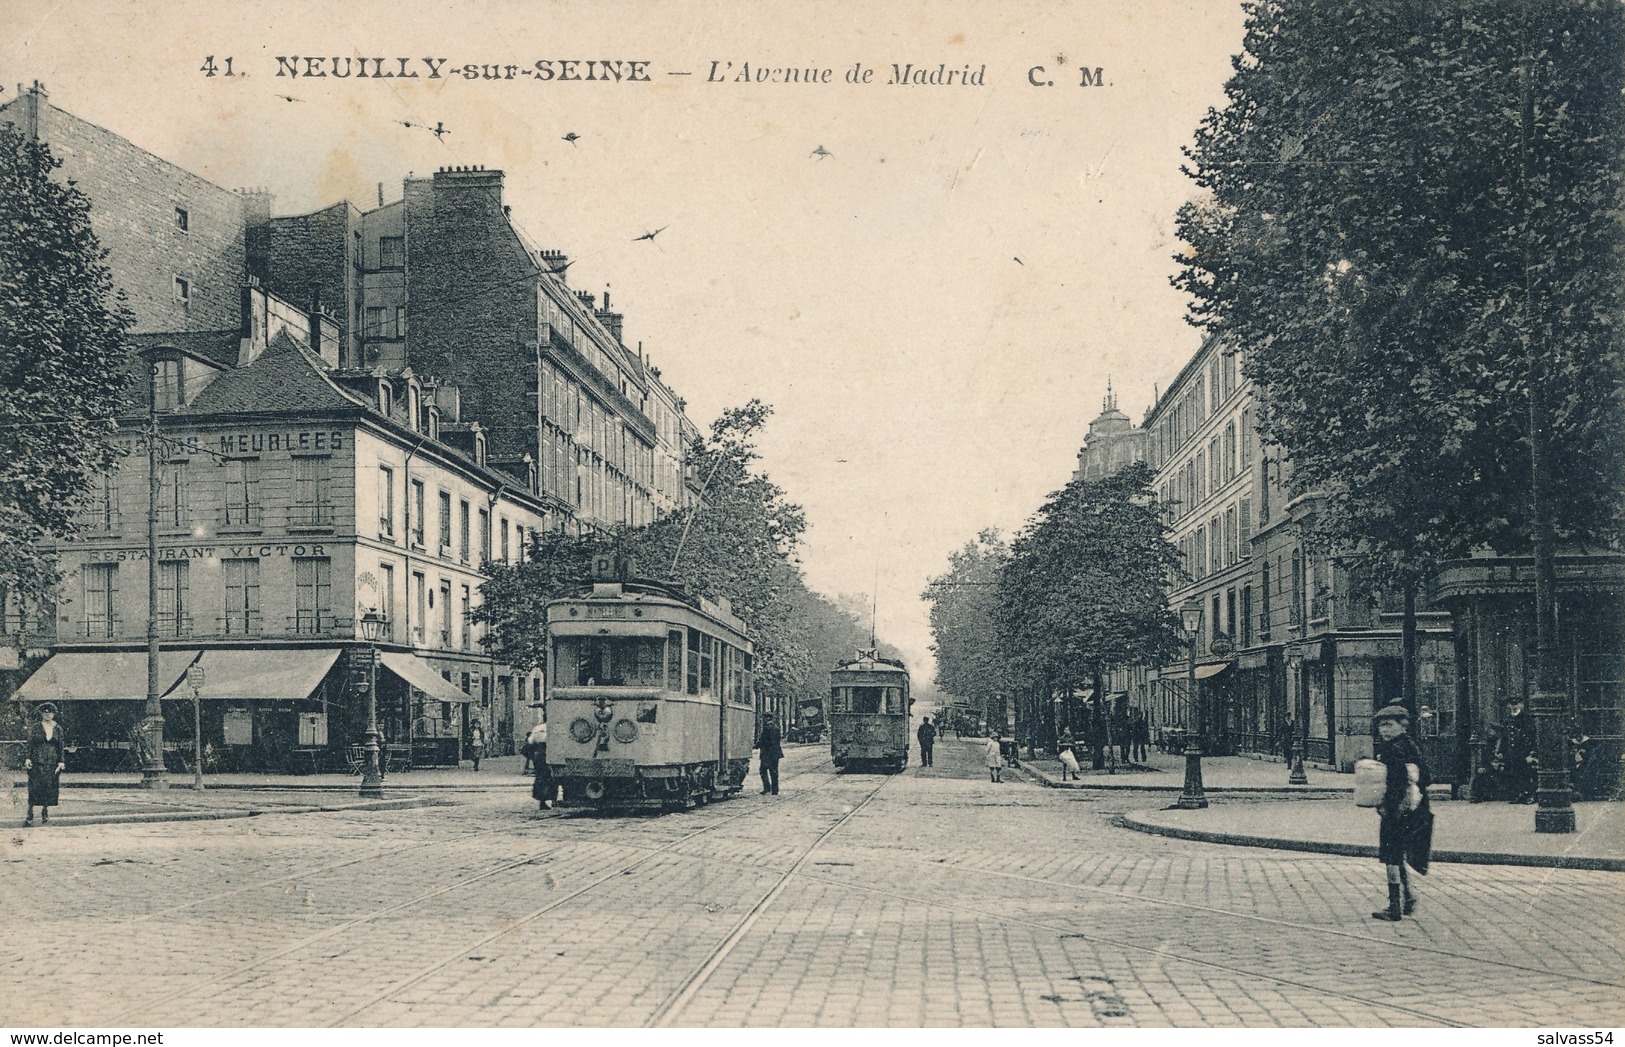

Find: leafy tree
<box><xmin>0</xmin><ymin>125</ymin><xmax>133</xmax><ymax>601</ymax></box>
<box><xmin>922</xmin><ymin>529</ymin><xmax>1012</xmax><ymax>725</ymax></box>
<box><xmin>1175</xmin><ymin>1</ymin><xmax>1625</xmax><ymax>702</ymax></box>
<box><xmin>997</xmin><ymin>463</ymin><xmax>1185</xmax><ymax>757</ymax></box>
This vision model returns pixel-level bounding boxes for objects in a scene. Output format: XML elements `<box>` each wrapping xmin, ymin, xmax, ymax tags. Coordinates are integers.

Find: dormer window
<box><xmin>407</xmin><ymin>384</ymin><xmax>421</xmax><ymax>432</ymax></box>
<box><xmin>427</xmin><ymin>405</ymin><xmax>440</xmax><ymax>441</ymax></box>
<box><xmin>152</xmin><ymin>355</ymin><xmax>183</xmax><ymax>412</ymax></box>
<box><xmin>378</xmin><ymin>381</ymin><xmax>393</xmax><ymax>416</ymax></box>
<box><xmin>474</xmin><ymin>431</ymin><xmax>487</xmax><ymax>466</ymax></box>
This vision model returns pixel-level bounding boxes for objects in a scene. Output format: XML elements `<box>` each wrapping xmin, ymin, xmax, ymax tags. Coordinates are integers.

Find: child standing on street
<box><xmin>1370</xmin><ymin>704</ymin><xmax>1432</xmax><ymax>921</ymax></box>
<box><xmin>985</xmin><ymin>732</ymin><xmax>1004</xmax><ymax>783</ymax></box>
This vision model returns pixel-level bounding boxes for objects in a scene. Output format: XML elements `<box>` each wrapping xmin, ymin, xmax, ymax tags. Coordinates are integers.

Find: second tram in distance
<box><xmin>545</xmin><ymin>578</ymin><xmax>755</xmax><ymax>811</ymax></box>
<box><xmin>828</xmin><ymin>650</ymin><xmax>911</xmax><ymax>773</ymax></box>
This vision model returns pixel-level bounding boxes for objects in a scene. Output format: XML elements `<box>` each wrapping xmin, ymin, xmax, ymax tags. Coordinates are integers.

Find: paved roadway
<box><xmin>3</xmin><ymin>737</ymin><xmax>1621</xmax><ymax>1028</ymax></box>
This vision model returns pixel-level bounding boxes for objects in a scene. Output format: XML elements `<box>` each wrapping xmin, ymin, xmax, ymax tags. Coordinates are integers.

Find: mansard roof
<box><xmin>184</xmin><ymin>329</ymin><xmax>367</xmax><ymax>417</ymax></box>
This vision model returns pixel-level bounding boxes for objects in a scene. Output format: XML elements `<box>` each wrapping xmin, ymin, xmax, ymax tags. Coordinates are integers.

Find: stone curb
<box><xmin>1022</xmin><ymin>764</ymin><xmax>1354</xmax><ymax>797</ymax></box>
<box><xmin>11</xmin><ymin>796</ymin><xmax>449</xmax><ymax>829</ymax></box>
<box><xmin>1115</xmin><ymin>811</ymin><xmax>1625</xmax><ymax>872</ymax></box>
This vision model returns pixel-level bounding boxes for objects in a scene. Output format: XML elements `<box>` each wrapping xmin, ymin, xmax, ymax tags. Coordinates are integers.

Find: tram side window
<box><xmin>699</xmin><ymin>633</ymin><xmax>715</xmax><ymax>695</ymax></box>
<box><xmin>687</xmin><ymin>628</ymin><xmax>700</xmax><ymax>695</ymax></box>
<box><xmin>555</xmin><ymin>635</ymin><xmax>664</xmax><ymax>686</ymax></box>
<box><xmin>829</xmin><ymin>686</ymin><xmax>848</xmax><ymax>713</ymax></box>
<box><xmin>666</xmin><ymin>630</ymin><xmax>683</xmax><ymax>691</ymax></box>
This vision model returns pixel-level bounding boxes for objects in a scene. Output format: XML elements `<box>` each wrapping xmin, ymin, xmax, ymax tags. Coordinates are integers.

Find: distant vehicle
<box><xmin>544</xmin><ymin>578</ymin><xmax>754</xmax><ymax>811</ymax></box>
<box><xmin>828</xmin><ymin>650</ymin><xmax>911</xmax><ymax>773</ymax></box>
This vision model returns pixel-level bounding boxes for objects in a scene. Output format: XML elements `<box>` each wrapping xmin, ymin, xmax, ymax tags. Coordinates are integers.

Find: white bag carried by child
<box><xmin>1353</xmin><ymin>759</ymin><xmax>1387</xmax><ymax>807</ymax></box>
<box><xmin>1059</xmin><ymin>748</ymin><xmax>1081</xmax><ymax>776</ymax></box>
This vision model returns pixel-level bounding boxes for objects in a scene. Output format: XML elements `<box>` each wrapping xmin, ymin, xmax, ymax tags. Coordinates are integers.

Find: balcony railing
<box><xmin>287</xmin><ymin>614</ymin><xmax>353</xmax><ymax>636</ymax></box>
<box><xmin>220</xmin><ymin>611</ymin><xmax>263</xmax><ymax>636</ymax></box>
<box><xmin>288</xmin><ymin>503</ymin><xmax>335</xmax><ymax>527</ymax></box>
<box><xmin>221</xmin><ymin>505</ymin><xmax>263</xmax><ymax>529</ymax></box>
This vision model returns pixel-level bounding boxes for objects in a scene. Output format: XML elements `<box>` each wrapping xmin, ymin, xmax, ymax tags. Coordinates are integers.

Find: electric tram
<box><xmin>828</xmin><ymin>650</ymin><xmax>911</xmax><ymax>773</ymax></box>
<box><xmin>544</xmin><ymin>577</ymin><xmax>755</xmax><ymax>811</ymax></box>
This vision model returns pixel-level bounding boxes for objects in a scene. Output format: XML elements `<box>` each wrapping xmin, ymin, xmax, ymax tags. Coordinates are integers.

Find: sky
<box><xmin>1</xmin><ymin>0</ymin><xmax>1249</xmax><ymax>681</ymax></box>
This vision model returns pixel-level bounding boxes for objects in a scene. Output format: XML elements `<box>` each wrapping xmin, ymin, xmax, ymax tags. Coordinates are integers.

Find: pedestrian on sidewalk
<box><xmin>469</xmin><ymin>719</ymin><xmax>486</xmax><ymax>772</ymax></box>
<box><xmin>917</xmin><ymin>716</ymin><xmax>936</xmax><ymax>768</ymax></box>
<box><xmin>1498</xmin><ymin>698</ymin><xmax>1537</xmax><ymax>804</ymax></box>
<box><xmin>522</xmin><ymin>720</ymin><xmax>552</xmax><ymax>809</ymax></box>
<box><xmin>23</xmin><ymin>703</ymin><xmax>65</xmax><ymax>827</ymax></box>
<box><xmin>757</xmin><ymin>715</ymin><xmax>783</xmax><ymax>795</ymax></box>
<box><xmin>1370</xmin><ymin>704</ymin><xmax>1431</xmax><ymax>922</ymax></box>
<box><xmin>1131</xmin><ymin>709</ymin><xmax>1150</xmax><ymax>764</ymax></box>
<box><xmin>985</xmin><ymin>732</ymin><xmax>1004</xmax><ymax>783</ymax></box>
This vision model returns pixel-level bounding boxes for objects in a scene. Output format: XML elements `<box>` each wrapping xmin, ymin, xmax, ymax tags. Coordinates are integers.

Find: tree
<box><xmin>1175</xmin><ymin>0</ymin><xmax>1625</xmax><ymax>710</ymax></box>
<box><xmin>997</xmin><ymin>463</ymin><xmax>1186</xmax><ymax>758</ymax></box>
<box><xmin>476</xmin><ymin>400</ymin><xmax>817</xmax><ymax>698</ymax></box>
<box><xmin>922</xmin><ymin>529</ymin><xmax>1012</xmax><ymax>726</ymax></box>
<box><xmin>0</xmin><ymin>125</ymin><xmax>133</xmax><ymax>602</ymax></box>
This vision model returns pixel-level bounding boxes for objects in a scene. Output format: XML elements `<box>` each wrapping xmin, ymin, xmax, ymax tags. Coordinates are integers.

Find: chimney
<box><xmin>594</xmin><ymin>290</ymin><xmax>624</xmax><ymax>344</ymax></box>
<box><xmin>377</xmin><ymin>182</ymin><xmax>385</xmax><ymax>208</ymax></box>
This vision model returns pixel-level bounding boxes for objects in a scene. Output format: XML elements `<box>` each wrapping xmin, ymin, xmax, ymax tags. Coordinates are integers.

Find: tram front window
<box><xmin>556</xmin><ymin>636</ymin><xmax>666</xmax><ymax>687</ymax></box>
<box><xmin>853</xmin><ymin>686</ymin><xmax>885</xmax><ymax>714</ymax></box>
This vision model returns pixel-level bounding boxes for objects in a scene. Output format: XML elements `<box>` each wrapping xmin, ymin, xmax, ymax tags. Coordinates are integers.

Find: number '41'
<box><xmin>200</xmin><ymin>56</ymin><xmax>235</xmax><ymax>77</ymax></box>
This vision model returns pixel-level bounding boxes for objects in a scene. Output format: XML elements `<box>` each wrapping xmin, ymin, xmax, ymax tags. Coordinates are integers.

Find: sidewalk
<box><xmin>1120</xmin><ymin>795</ymin><xmax>1625</xmax><ymax>871</ymax></box>
<box><xmin>1018</xmin><ymin>747</ymin><xmax>1355</xmax><ymax>794</ymax></box>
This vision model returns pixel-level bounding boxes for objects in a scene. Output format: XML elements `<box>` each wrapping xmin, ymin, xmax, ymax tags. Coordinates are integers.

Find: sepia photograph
<box><xmin>1</xmin><ymin>0</ymin><xmax>1621</xmax><ymax>1033</ymax></box>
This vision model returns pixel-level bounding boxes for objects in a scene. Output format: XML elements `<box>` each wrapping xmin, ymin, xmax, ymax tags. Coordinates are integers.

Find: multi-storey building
<box><xmin>11</xmin><ymin>284</ymin><xmax>548</xmax><ymax>769</ymax></box>
<box><xmin>1070</xmin><ymin>381</ymin><xmax>1147</xmax><ymax>483</ymax></box>
<box><xmin>254</xmin><ymin>165</ymin><xmax>702</xmax><ymax>536</ymax></box>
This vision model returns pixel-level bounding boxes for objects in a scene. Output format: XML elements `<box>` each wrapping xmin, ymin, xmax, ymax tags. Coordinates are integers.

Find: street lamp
<box><xmin>1286</xmin><ymin>650</ymin><xmax>1308</xmax><ymax>785</ymax></box>
<box><xmin>1176</xmin><ymin>597</ymin><xmax>1207</xmax><ymax>809</ymax></box>
<box><xmin>358</xmin><ymin>608</ymin><xmax>387</xmax><ymax>798</ymax></box>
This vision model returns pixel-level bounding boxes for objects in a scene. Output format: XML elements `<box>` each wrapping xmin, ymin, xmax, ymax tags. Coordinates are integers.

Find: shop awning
<box><xmin>379</xmin><ymin>652</ymin><xmax>473</xmax><ymax>703</ymax></box>
<box><xmin>189</xmin><ymin>648</ymin><xmax>341</xmax><ymax>702</ymax></box>
<box><xmin>14</xmin><ymin>649</ymin><xmax>200</xmax><ymax>702</ymax></box>
<box><xmin>1194</xmin><ymin>662</ymin><xmax>1233</xmax><ymax>680</ymax></box>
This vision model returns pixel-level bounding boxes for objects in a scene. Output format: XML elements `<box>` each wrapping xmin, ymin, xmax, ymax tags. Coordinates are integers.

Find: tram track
<box><xmin>99</xmin><ymin>762</ymin><xmax>849</xmax><ymax>1026</ymax></box>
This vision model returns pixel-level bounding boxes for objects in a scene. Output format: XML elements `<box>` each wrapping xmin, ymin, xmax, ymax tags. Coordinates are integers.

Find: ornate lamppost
<box><xmin>358</xmin><ymin>608</ymin><xmax>387</xmax><ymax>798</ymax></box>
<box><xmin>1286</xmin><ymin>649</ymin><xmax>1308</xmax><ymax>785</ymax></box>
<box><xmin>1175</xmin><ymin>597</ymin><xmax>1208</xmax><ymax>810</ymax></box>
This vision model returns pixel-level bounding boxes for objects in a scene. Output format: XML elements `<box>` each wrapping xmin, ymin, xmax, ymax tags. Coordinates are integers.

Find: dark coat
<box><xmin>917</xmin><ymin>722</ymin><xmax>936</xmax><ymax>747</ymax></box>
<box><xmin>1374</xmin><ymin>732</ymin><xmax>1432</xmax><ymax>871</ymax></box>
<box><xmin>26</xmin><ymin>721</ymin><xmax>66</xmax><ymax>808</ymax></box>
<box><xmin>757</xmin><ymin>721</ymin><xmax>783</xmax><ymax>763</ymax></box>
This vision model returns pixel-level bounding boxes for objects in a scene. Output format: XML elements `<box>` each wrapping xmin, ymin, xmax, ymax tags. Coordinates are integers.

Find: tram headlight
<box><xmin>612</xmin><ymin>718</ymin><xmax>638</xmax><ymax>744</ymax></box>
<box><xmin>569</xmin><ymin>717</ymin><xmax>596</xmax><ymax>744</ymax></box>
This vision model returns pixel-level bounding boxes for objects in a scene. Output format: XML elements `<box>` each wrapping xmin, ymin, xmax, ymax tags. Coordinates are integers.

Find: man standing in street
<box><xmin>757</xmin><ymin>715</ymin><xmax>783</xmax><ymax>795</ymax></box>
<box><xmin>1499</xmin><ymin>698</ymin><xmax>1537</xmax><ymax>804</ymax></box>
<box><xmin>917</xmin><ymin>716</ymin><xmax>936</xmax><ymax>768</ymax></box>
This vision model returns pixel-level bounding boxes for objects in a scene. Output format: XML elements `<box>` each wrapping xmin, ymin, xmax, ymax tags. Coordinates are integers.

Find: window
<box><xmin>223</xmin><ymin>558</ymin><xmax>261</xmax><ymax>635</ymax></box>
<box><xmin>412</xmin><ymin>571</ymin><xmax>427</xmax><ymax>642</ymax></box>
<box><xmin>1241</xmin><ymin>407</ymin><xmax>1254</xmax><ymax>467</ymax></box>
<box><xmin>1209</xmin><ymin>437</ymin><xmax>1222</xmax><ymax>491</ymax></box>
<box><xmin>174</xmin><ymin>276</ymin><xmax>190</xmax><ymax>305</ymax></box>
<box><xmin>1239</xmin><ymin>497</ymin><xmax>1252</xmax><ymax>554</ymax></box>
<box><xmin>292</xmin><ymin>457</ymin><xmax>331</xmax><ymax>526</ymax></box>
<box><xmin>555</xmin><ymin>636</ymin><xmax>666</xmax><ymax>686</ymax></box>
<box><xmin>379</xmin><ymin>236</ymin><xmax>404</xmax><ymax>268</ymax></box>
<box><xmin>410</xmin><ymin>479</ymin><xmax>425</xmax><ymax>546</ymax></box>
<box><xmin>686</xmin><ymin>628</ymin><xmax>701</xmax><ymax>694</ymax></box>
<box><xmin>1224</xmin><ymin>422</ymin><xmax>1237</xmax><ymax>482</ymax></box>
<box><xmin>223</xmin><ymin>459</ymin><xmax>260</xmax><ymax>527</ymax></box>
<box><xmin>84</xmin><ymin>563</ymin><xmax>118</xmax><ymax>638</ymax></box>
<box><xmin>158</xmin><ymin>461</ymin><xmax>187</xmax><ymax>529</ymax></box>
<box><xmin>460</xmin><ymin>585</ymin><xmax>472</xmax><ymax>650</ymax></box>
<box><xmin>438</xmin><ymin>491</ymin><xmax>452</xmax><ymax>551</ymax></box>
<box><xmin>157</xmin><ymin>560</ymin><xmax>189</xmax><ymax>636</ymax></box>
<box><xmin>1226</xmin><ymin>588</ymin><xmax>1237</xmax><ymax>640</ymax></box>
<box><xmin>379</xmin><ymin>562</ymin><xmax>396</xmax><ymax>640</ymax></box>
<box><xmin>1290</xmin><ymin>550</ymin><xmax>1304</xmax><ymax>626</ymax></box>
<box><xmin>293</xmin><ymin>557</ymin><xmax>331</xmax><ymax>634</ymax></box>
<box><xmin>395</xmin><ymin>305</ymin><xmax>407</xmax><ymax>339</ymax></box>
<box><xmin>1211</xmin><ymin>594</ymin><xmax>1222</xmax><ymax>647</ymax></box>
<box><xmin>378</xmin><ymin>465</ymin><xmax>396</xmax><ymax>538</ymax></box>
<box><xmin>1260</xmin><ymin>562</ymin><xmax>1272</xmax><ymax>640</ymax></box>
<box><xmin>365</xmin><ymin>306</ymin><xmax>385</xmax><ymax>339</ymax></box>
<box><xmin>153</xmin><ymin>358</ymin><xmax>182</xmax><ymax>411</ymax></box>
<box><xmin>1195</xmin><ymin>525</ymin><xmax>1207</xmax><ymax>578</ymax></box>
<box><xmin>1225</xmin><ymin>505</ymin><xmax>1238</xmax><ymax>566</ymax></box>
<box><xmin>500</xmin><ymin>517</ymin><xmax>510</xmax><ymax>562</ymax></box>
<box><xmin>1194</xmin><ymin>451</ymin><xmax>1206</xmax><ymax>503</ymax></box>
<box><xmin>478</xmin><ymin>508</ymin><xmax>491</xmax><ymax>561</ymax></box>
<box><xmin>439</xmin><ymin>580</ymin><xmax>452</xmax><ymax>645</ymax></box>
<box><xmin>1241</xmin><ymin>585</ymin><xmax>1253</xmax><ymax>647</ymax></box>
<box><xmin>515</xmin><ymin>524</ymin><xmax>525</xmax><ymax>561</ymax></box>
<box><xmin>174</xmin><ymin>206</ymin><xmax>189</xmax><ymax>231</ymax></box>
<box><xmin>666</xmin><ymin>629</ymin><xmax>683</xmax><ymax>689</ymax></box>
<box><xmin>458</xmin><ymin>500</ymin><xmax>470</xmax><ymax>561</ymax></box>
<box><xmin>85</xmin><ymin>468</ymin><xmax>119</xmax><ymax>530</ymax></box>
<box><xmin>1210</xmin><ymin>516</ymin><xmax>1222</xmax><ymax>573</ymax></box>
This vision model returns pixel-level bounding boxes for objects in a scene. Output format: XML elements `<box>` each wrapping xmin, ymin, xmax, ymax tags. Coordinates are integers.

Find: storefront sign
<box><xmin>85</xmin><ymin>543</ymin><xmax>329</xmax><ymax>563</ymax></box>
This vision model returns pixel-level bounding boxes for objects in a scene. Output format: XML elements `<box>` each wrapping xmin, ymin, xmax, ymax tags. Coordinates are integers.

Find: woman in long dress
<box><xmin>24</xmin><ymin>703</ymin><xmax>66</xmax><ymax>827</ymax></box>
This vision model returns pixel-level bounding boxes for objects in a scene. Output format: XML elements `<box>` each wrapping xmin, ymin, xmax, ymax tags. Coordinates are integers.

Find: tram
<box><xmin>828</xmin><ymin>650</ymin><xmax>911</xmax><ymax>773</ymax></box>
<box><xmin>544</xmin><ymin>577</ymin><xmax>755</xmax><ymax>811</ymax></box>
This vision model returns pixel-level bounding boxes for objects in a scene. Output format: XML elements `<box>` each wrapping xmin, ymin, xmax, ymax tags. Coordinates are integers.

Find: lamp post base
<box><xmin>1288</xmin><ymin>739</ymin><xmax>1308</xmax><ymax>785</ymax></box>
<box><xmin>360</xmin><ymin>731</ymin><xmax>384</xmax><ymax>799</ymax></box>
<box><xmin>1175</xmin><ymin>744</ymin><xmax>1208</xmax><ymax>809</ymax></box>
<box><xmin>136</xmin><ymin>714</ymin><xmax>168</xmax><ymax>790</ymax></box>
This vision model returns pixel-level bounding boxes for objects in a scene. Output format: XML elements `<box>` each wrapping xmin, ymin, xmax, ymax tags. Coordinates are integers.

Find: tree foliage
<box><xmin>1175</xmin><ymin>0</ymin><xmax>1625</xmax><ymax>583</ymax></box>
<box><xmin>997</xmin><ymin>463</ymin><xmax>1186</xmax><ymax>690</ymax></box>
<box><xmin>0</xmin><ymin>125</ymin><xmax>133</xmax><ymax>600</ymax></box>
<box><xmin>922</xmin><ymin>529</ymin><xmax>1012</xmax><ymax>707</ymax></box>
<box><xmin>477</xmin><ymin>400</ymin><xmax>842</xmax><ymax>700</ymax></box>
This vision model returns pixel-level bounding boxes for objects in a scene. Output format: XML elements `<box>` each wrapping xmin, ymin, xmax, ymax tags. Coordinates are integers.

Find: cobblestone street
<box><xmin>3</xmin><ymin>738</ymin><xmax>1621</xmax><ymax>1028</ymax></box>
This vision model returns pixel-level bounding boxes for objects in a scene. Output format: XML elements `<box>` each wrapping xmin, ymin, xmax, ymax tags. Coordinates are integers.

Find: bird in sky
<box><xmin>562</xmin><ymin>132</ymin><xmax>581</xmax><ymax>145</ymax></box>
<box><xmin>541</xmin><ymin>259</ymin><xmax>574</xmax><ymax>276</ymax></box>
<box><xmin>1013</xmin><ymin>257</ymin><xmax>1024</xmax><ymax>266</ymax></box>
<box><xmin>811</xmin><ymin>145</ymin><xmax>832</xmax><ymax>161</ymax></box>
<box><xmin>633</xmin><ymin>225</ymin><xmax>668</xmax><ymax>243</ymax></box>
<box><xmin>273</xmin><ymin>93</ymin><xmax>302</xmax><ymax>103</ymax></box>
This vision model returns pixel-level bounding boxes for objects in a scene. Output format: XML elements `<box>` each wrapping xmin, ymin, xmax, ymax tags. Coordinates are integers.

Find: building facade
<box><xmin>9</xmin><ymin>289</ymin><xmax>548</xmax><ymax>770</ymax></box>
